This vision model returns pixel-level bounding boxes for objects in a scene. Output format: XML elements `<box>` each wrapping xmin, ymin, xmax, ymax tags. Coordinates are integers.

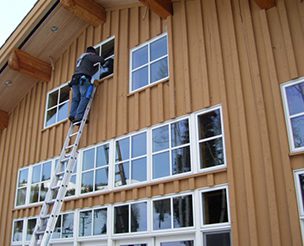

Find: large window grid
<box><xmin>130</xmin><ymin>33</ymin><xmax>169</xmax><ymax>92</ymax></box>
<box><xmin>281</xmin><ymin>77</ymin><xmax>304</xmax><ymax>153</ymax></box>
<box><xmin>44</xmin><ymin>83</ymin><xmax>70</xmax><ymax>128</ymax></box>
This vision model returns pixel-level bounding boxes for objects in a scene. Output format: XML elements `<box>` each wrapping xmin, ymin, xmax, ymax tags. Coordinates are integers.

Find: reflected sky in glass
<box><xmin>42</xmin><ymin>162</ymin><xmax>51</xmax><ymax>181</ymax></box>
<box><xmin>150</xmin><ymin>36</ymin><xmax>167</xmax><ymax>61</ymax></box>
<box><xmin>115</xmin><ymin>162</ymin><xmax>129</xmax><ymax>186</ymax></box>
<box><xmin>32</xmin><ymin>165</ymin><xmax>41</xmax><ymax>183</ymax></box>
<box><xmin>150</xmin><ymin>57</ymin><xmax>168</xmax><ymax>83</ymax></box>
<box><xmin>116</xmin><ymin>138</ymin><xmax>129</xmax><ymax>162</ymax></box>
<box><xmin>83</xmin><ymin>148</ymin><xmax>95</xmax><ymax>171</ymax></box>
<box><xmin>132</xmin><ymin>66</ymin><xmax>148</xmax><ymax>91</ymax></box>
<box><xmin>153</xmin><ymin>152</ymin><xmax>170</xmax><ymax>179</ymax></box>
<box><xmin>18</xmin><ymin>168</ymin><xmax>28</xmax><ymax>187</ymax></box>
<box><xmin>131</xmin><ymin>157</ymin><xmax>147</xmax><ymax>183</ymax></box>
<box><xmin>291</xmin><ymin>115</ymin><xmax>304</xmax><ymax>148</ymax></box>
<box><xmin>95</xmin><ymin>168</ymin><xmax>108</xmax><ymax>190</ymax></box>
<box><xmin>132</xmin><ymin>132</ymin><xmax>147</xmax><ymax>158</ymax></box>
<box><xmin>160</xmin><ymin>241</ymin><xmax>194</xmax><ymax>246</ymax></box>
<box><xmin>132</xmin><ymin>46</ymin><xmax>148</xmax><ymax>69</ymax></box>
<box><xmin>286</xmin><ymin>82</ymin><xmax>304</xmax><ymax>116</ymax></box>
<box><xmin>62</xmin><ymin>213</ymin><xmax>74</xmax><ymax>238</ymax></box>
<box><xmin>81</xmin><ymin>171</ymin><xmax>94</xmax><ymax>193</ymax></box>
<box><xmin>94</xmin><ymin>209</ymin><xmax>107</xmax><ymax>235</ymax></box>
<box><xmin>153</xmin><ymin>125</ymin><xmax>169</xmax><ymax>152</ymax></box>
<box><xmin>171</xmin><ymin>119</ymin><xmax>189</xmax><ymax>147</ymax></box>
<box><xmin>58</xmin><ymin>102</ymin><xmax>69</xmax><ymax>122</ymax></box>
<box><xmin>97</xmin><ymin>144</ymin><xmax>109</xmax><ymax>167</ymax></box>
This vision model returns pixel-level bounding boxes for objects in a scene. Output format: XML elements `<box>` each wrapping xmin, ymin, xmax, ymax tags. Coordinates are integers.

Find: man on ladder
<box><xmin>68</xmin><ymin>46</ymin><xmax>105</xmax><ymax>124</ymax></box>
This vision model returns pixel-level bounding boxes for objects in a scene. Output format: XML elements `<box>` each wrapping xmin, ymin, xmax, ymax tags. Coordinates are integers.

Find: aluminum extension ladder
<box><xmin>29</xmin><ymin>82</ymin><xmax>97</xmax><ymax>246</ymax></box>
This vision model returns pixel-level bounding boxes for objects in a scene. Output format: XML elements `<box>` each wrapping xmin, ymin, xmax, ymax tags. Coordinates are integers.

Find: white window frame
<box><xmin>15</xmin><ymin>167</ymin><xmax>30</xmax><ymax>207</ymax></box>
<box><xmin>151</xmin><ymin>192</ymin><xmax>195</xmax><ymax>232</ymax></box>
<box><xmin>195</xmin><ymin>105</ymin><xmax>227</xmax><ymax>173</ymax></box>
<box><xmin>11</xmin><ymin>218</ymin><xmax>25</xmax><ymax>245</ymax></box>
<box><xmin>281</xmin><ymin>77</ymin><xmax>304</xmax><ymax>153</ymax></box>
<box><xmin>80</xmin><ymin>142</ymin><xmax>111</xmax><ymax>195</ymax></box>
<box><xmin>294</xmin><ymin>169</ymin><xmax>304</xmax><ymax>244</ymax></box>
<box><xmin>51</xmin><ymin>211</ymin><xmax>75</xmax><ymax>242</ymax></box>
<box><xmin>130</xmin><ymin>33</ymin><xmax>169</xmax><ymax>93</ymax></box>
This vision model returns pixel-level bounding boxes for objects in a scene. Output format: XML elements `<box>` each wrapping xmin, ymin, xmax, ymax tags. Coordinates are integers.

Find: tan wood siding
<box><xmin>1</xmin><ymin>0</ymin><xmax>304</xmax><ymax>245</ymax></box>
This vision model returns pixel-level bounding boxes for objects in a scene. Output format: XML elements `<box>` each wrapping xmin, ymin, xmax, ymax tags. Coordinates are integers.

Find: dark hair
<box><xmin>86</xmin><ymin>46</ymin><xmax>97</xmax><ymax>54</ymax></box>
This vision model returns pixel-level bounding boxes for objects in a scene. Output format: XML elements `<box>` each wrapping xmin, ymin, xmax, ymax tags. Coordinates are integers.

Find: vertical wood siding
<box><xmin>0</xmin><ymin>0</ymin><xmax>304</xmax><ymax>245</ymax></box>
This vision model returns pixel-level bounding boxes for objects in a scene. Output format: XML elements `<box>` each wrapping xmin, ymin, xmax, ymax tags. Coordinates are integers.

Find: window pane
<box><xmin>153</xmin><ymin>152</ymin><xmax>170</xmax><ymax>179</ymax></box>
<box><xmin>115</xmin><ymin>162</ymin><xmax>129</xmax><ymax>187</ymax></box>
<box><xmin>291</xmin><ymin>115</ymin><xmax>304</xmax><ymax>148</ymax></box>
<box><xmin>202</xmin><ymin>189</ymin><xmax>228</xmax><ymax>224</ymax></box>
<box><xmin>150</xmin><ymin>36</ymin><xmax>167</xmax><ymax>61</ymax></box>
<box><xmin>101</xmin><ymin>39</ymin><xmax>114</xmax><ymax>59</ymax></box>
<box><xmin>39</xmin><ymin>181</ymin><xmax>50</xmax><ymax>202</ymax></box>
<box><xmin>132</xmin><ymin>66</ymin><xmax>149</xmax><ymax>91</ymax></box>
<box><xmin>32</xmin><ymin>165</ymin><xmax>41</xmax><ymax>183</ymax></box>
<box><xmin>30</xmin><ymin>184</ymin><xmax>39</xmax><ymax>203</ymax></box>
<box><xmin>95</xmin><ymin>168</ymin><xmax>108</xmax><ymax>190</ymax></box>
<box><xmin>205</xmin><ymin>232</ymin><xmax>231</xmax><ymax>246</ymax></box>
<box><xmin>131</xmin><ymin>202</ymin><xmax>147</xmax><ymax>232</ymax></box>
<box><xmin>79</xmin><ymin>211</ymin><xmax>92</xmax><ymax>237</ymax></box>
<box><xmin>97</xmin><ymin>144</ymin><xmax>109</xmax><ymax>167</ymax></box>
<box><xmin>114</xmin><ymin>205</ymin><xmax>129</xmax><ymax>233</ymax></box>
<box><xmin>42</xmin><ymin>161</ymin><xmax>51</xmax><ymax>181</ymax></box>
<box><xmin>83</xmin><ymin>148</ymin><xmax>95</xmax><ymax>171</ymax></box>
<box><xmin>94</xmin><ymin>208</ymin><xmax>107</xmax><ymax>235</ymax></box>
<box><xmin>81</xmin><ymin>171</ymin><xmax>94</xmax><ymax>193</ymax></box>
<box><xmin>153</xmin><ymin>198</ymin><xmax>171</xmax><ymax>230</ymax></box>
<box><xmin>13</xmin><ymin>220</ymin><xmax>23</xmax><ymax>241</ymax></box>
<box><xmin>116</xmin><ymin>138</ymin><xmax>129</xmax><ymax>162</ymax></box>
<box><xmin>153</xmin><ymin>125</ymin><xmax>169</xmax><ymax>152</ymax></box>
<box><xmin>160</xmin><ymin>241</ymin><xmax>194</xmax><ymax>246</ymax></box>
<box><xmin>58</xmin><ymin>102</ymin><xmax>69</xmax><ymax>122</ymax></box>
<box><xmin>200</xmin><ymin>138</ymin><xmax>224</xmax><ymax>168</ymax></box>
<box><xmin>48</xmin><ymin>90</ymin><xmax>58</xmax><ymax>109</ymax></box>
<box><xmin>62</xmin><ymin>213</ymin><xmax>74</xmax><ymax>238</ymax></box>
<box><xmin>131</xmin><ymin>157</ymin><xmax>147</xmax><ymax>183</ymax></box>
<box><xmin>172</xmin><ymin>146</ymin><xmax>191</xmax><ymax>175</ymax></box>
<box><xmin>18</xmin><ymin>168</ymin><xmax>28</xmax><ymax>187</ymax></box>
<box><xmin>132</xmin><ymin>132</ymin><xmax>147</xmax><ymax>158</ymax></box>
<box><xmin>286</xmin><ymin>82</ymin><xmax>304</xmax><ymax>116</ymax></box>
<box><xmin>52</xmin><ymin>215</ymin><xmax>61</xmax><ymax>239</ymax></box>
<box><xmin>16</xmin><ymin>188</ymin><xmax>27</xmax><ymax>206</ymax></box>
<box><xmin>66</xmin><ymin>175</ymin><xmax>76</xmax><ymax>196</ymax></box>
<box><xmin>46</xmin><ymin>108</ymin><xmax>57</xmax><ymax>127</ymax></box>
<box><xmin>26</xmin><ymin>218</ymin><xmax>37</xmax><ymax>241</ymax></box>
<box><xmin>173</xmin><ymin>195</ymin><xmax>193</xmax><ymax>228</ymax></box>
<box><xmin>132</xmin><ymin>46</ymin><xmax>148</xmax><ymax>69</ymax></box>
<box><xmin>171</xmin><ymin>119</ymin><xmax>189</xmax><ymax>147</ymax></box>
<box><xmin>299</xmin><ymin>174</ymin><xmax>304</xmax><ymax>212</ymax></box>
<box><xmin>59</xmin><ymin>86</ymin><xmax>70</xmax><ymax>103</ymax></box>
<box><xmin>198</xmin><ymin>109</ymin><xmax>222</xmax><ymax>139</ymax></box>
<box><xmin>150</xmin><ymin>57</ymin><xmax>168</xmax><ymax>83</ymax></box>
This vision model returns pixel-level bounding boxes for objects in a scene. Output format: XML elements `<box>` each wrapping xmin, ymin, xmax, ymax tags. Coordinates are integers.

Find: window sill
<box><xmin>289</xmin><ymin>150</ymin><xmax>304</xmax><ymax>157</ymax></box>
<box><xmin>96</xmin><ymin>73</ymin><xmax>114</xmax><ymax>85</ymax></box>
<box><xmin>127</xmin><ymin>78</ymin><xmax>169</xmax><ymax>97</ymax></box>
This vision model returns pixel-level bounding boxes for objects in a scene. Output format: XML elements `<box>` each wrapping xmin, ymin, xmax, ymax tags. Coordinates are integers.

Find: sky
<box><xmin>0</xmin><ymin>0</ymin><xmax>37</xmax><ymax>47</ymax></box>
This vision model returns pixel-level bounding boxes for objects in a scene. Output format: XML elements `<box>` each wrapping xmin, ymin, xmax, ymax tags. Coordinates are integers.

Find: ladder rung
<box><xmin>56</xmin><ymin>171</ymin><xmax>65</xmax><ymax>177</ymax></box>
<box><xmin>69</xmin><ymin>131</ymin><xmax>79</xmax><ymax>137</ymax></box>
<box><xmin>41</xmin><ymin>214</ymin><xmax>50</xmax><ymax>220</ymax></box>
<box><xmin>51</xmin><ymin>185</ymin><xmax>61</xmax><ymax>191</ymax></box>
<box><xmin>35</xmin><ymin>230</ymin><xmax>45</xmax><ymax>235</ymax></box>
<box><xmin>65</xmin><ymin>144</ymin><xmax>75</xmax><ymax>150</ymax></box>
<box><xmin>46</xmin><ymin>199</ymin><xmax>55</xmax><ymax>205</ymax></box>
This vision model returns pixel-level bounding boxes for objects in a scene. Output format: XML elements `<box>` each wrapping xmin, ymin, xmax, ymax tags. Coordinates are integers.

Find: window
<box><xmin>12</xmin><ymin>220</ymin><xmax>23</xmax><ymax>243</ymax></box>
<box><xmin>130</xmin><ymin>33</ymin><xmax>169</xmax><ymax>92</ymax></box>
<box><xmin>281</xmin><ymin>77</ymin><xmax>304</xmax><ymax>152</ymax></box>
<box><xmin>26</xmin><ymin>218</ymin><xmax>37</xmax><ymax>242</ymax></box>
<box><xmin>197</xmin><ymin>108</ymin><xmax>225</xmax><ymax>170</ymax></box>
<box><xmin>153</xmin><ymin>194</ymin><xmax>193</xmax><ymax>231</ymax></box>
<box><xmin>94</xmin><ymin>37</ymin><xmax>115</xmax><ymax>80</ymax></box>
<box><xmin>16</xmin><ymin>168</ymin><xmax>29</xmax><ymax>206</ymax></box>
<box><xmin>114</xmin><ymin>201</ymin><xmax>147</xmax><ymax>234</ymax></box>
<box><xmin>45</xmin><ymin>84</ymin><xmax>70</xmax><ymax>128</ymax></box>
<box><xmin>200</xmin><ymin>187</ymin><xmax>231</xmax><ymax>246</ymax></box>
<box><xmin>52</xmin><ymin>212</ymin><xmax>74</xmax><ymax>239</ymax></box>
<box><xmin>81</xmin><ymin>143</ymin><xmax>110</xmax><ymax>194</ymax></box>
<box><xmin>29</xmin><ymin>161</ymin><xmax>51</xmax><ymax>204</ymax></box>
<box><xmin>294</xmin><ymin>170</ymin><xmax>304</xmax><ymax>241</ymax></box>
<box><xmin>79</xmin><ymin>207</ymin><xmax>107</xmax><ymax>237</ymax></box>
<box><xmin>115</xmin><ymin>132</ymin><xmax>147</xmax><ymax>187</ymax></box>
<box><xmin>152</xmin><ymin>118</ymin><xmax>191</xmax><ymax>180</ymax></box>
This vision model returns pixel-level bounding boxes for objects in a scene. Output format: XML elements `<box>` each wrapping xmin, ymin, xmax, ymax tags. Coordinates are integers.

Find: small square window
<box><xmin>130</xmin><ymin>33</ymin><xmax>169</xmax><ymax>92</ymax></box>
<box><xmin>45</xmin><ymin>84</ymin><xmax>70</xmax><ymax>128</ymax></box>
<box><xmin>281</xmin><ymin>78</ymin><xmax>304</xmax><ymax>152</ymax></box>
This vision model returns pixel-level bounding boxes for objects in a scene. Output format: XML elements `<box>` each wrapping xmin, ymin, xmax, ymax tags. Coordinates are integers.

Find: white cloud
<box><xmin>0</xmin><ymin>0</ymin><xmax>37</xmax><ymax>47</ymax></box>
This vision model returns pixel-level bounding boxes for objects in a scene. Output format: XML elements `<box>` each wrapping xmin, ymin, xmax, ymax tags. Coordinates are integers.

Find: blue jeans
<box><xmin>69</xmin><ymin>77</ymin><xmax>91</xmax><ymax>121</ymax></box>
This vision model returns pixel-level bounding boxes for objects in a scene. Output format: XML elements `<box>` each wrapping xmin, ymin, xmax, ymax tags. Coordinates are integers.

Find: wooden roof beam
<box><xmin>0</xmin><ymin>110</ymin><xmax>9</xmax><ymax>130</ymax></box>
<box><xmin>139</xmin><ymin>0</ymin><xmax>173</xmax><ymax>19</ymax></box>
<box><xmin>8</xmin><ymin>49</ymin><xmax>52</xmax><ymax>82</ymax></box>
<box><xmin>60</xmin><ymin>0</ymin><xmax>106</xmax><ymax>27</ymax></box>
<box><xmin>254</xmin><ymin>0</ymin><xmax>275</xmax><ymax>9</ymax></box>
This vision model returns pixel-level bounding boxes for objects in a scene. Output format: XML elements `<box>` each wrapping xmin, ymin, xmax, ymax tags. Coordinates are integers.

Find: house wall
<box><xmin>0</xmin><ymin>0</ymin><xmax>304</xmax><ymax>245</ymax></box>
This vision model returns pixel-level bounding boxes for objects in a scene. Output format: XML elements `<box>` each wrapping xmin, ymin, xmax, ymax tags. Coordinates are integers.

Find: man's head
<box><xmin>86</xmin><ymin>46</ymin><xmax>97</xmax><ymax>54</ymax></box>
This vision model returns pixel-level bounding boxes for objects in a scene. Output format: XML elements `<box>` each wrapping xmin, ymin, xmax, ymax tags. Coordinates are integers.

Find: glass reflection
<box><xmin>52</xmin><ymin>215</ymin><xmax>61</xmax><ymax>239</ymax></box>
<box><xmin>42</xmin><ymin>162</ymin><xmax>51</xmax><ymax>181</ymax></box>
<box><xmin>153</xmin><ymin>125</ymin><xmax>169</xmax><ymax>152</ymax></box>
<box><xmin>286</xmin><ymin>82</ymin><xmax>304</xmax><ymax>116</ymax></box>
<box><xmin>200</xmin><ymin>138</ymin><xmax>224</xmax><ymax>168</ymax></box>
<box><xmin>79</xmin><ymin>211</ymin><xmax>92</xmax><ymax>237</ymax></box>
<box><xmin>131</xmin><ymin>202</ymin><xmax>147</xmax><ymax>232</ymax></box>
<box><xmin>198</xmin><ymin>109</ymin><xmax>222</xmax><ymax>139</ymax></box>
<box><xmin>95</xmin><ymin>168</ymin><xmax>108</xmax><ymax>190</ymax></box>
<box><xmin>83</xmin><ymin>148</ymin><xmax>95</xmax><ymax>171</ymax></box>
<box><xmin>132</xmin><ymin>46</ymin><xmax>148</xmax><ymax>69</ymax></box>
<box><xmin>202</xmin><ymin>189</ymin><xmax>228</xmax><ymax>224</ymax></box>
<box><xmin>160</xmin><ymin>241</ymin><xmax>194</xmax><ymax>246</ymax></box>
<box><xmin>132</xmin><ymin>132</ymin><xmax>147</xmax><ymax>158</ymax></box>
<box><xmin>299</xmin><ymin>174</ymin><xmax>304</xmax><ymax>211</ymax></box>
<box><xmin>151</xmin><ymin>57</ymin><xmax>168</xmax><ymax>83</ymax></box>
<box><xmin>116</xmin><ymin>138</ymin><xmax>130</xmax><ymax>162</ymax></box>
<box><xmin>62</xmin><ymin>213</ymin><xmax>74</xmax><ymax>238</ymax></box>
<box><xmin>171</xmin><ymin>119</ymin><xmax>189</xmax><ymax>147</ymax></box>
<box><xmin>150</xmin><ymin>36</ymin><xmax>167</xmax><ymax>61</ymax></box>
<box><xmin>48</xmin><ymin>90</ymin><xmax>58</xmax><ymax>109</ymax></box>
<box><xmin>39</xmin><ymin>181</ymin><xmax>50</xmax><ymax>201</ymax></box>
<box><xmin>32</xmin><ymin>165</ymin><xmax>41</xmax><ymax>183</ymax></box>
<box><xmin>30</xmin><ymin>184</ymin><xmax>39</xmax><ymax>203</ymax></box>
<box><xmin>173</xmin><ymin>195</ymin><xmax>193</xmax><ymax>228</ymax></box>
<box><xmin>16</xmin><ymin>188</ymin><xmax>26</xmax><ymax>206</ymax></box>
<box><xmin>205</xmin><ymin>232</ymin><xmax>231</xmax><ymax>246</ymax></box>
<box><xmin>13</xmin><ymin>220</ymin><xmax>23</xmax><ymax>241</ymax></box>
<box><xmin>58</xmin><ymin>102</ymin><xmax>69</xmax><ymax>122</ymax></box>
<box><xmin>153</xmin><ymin>198</ymin><xmax>171</xmax><ymax>230</ymax></box>
<box><xmin>291</xmin><ymin>115</ymin><xmax>304</xmax><ymax>148</ymax></box>
<box><xmin>114</xmin><ymin>205</ymin><xmax>129</xmax><ymax>233</ymax></box>
<box><xmin>132</xmin><ymin>66</ymin><xmax>149</xmax><ymax>91</ymax></box>
<box><xmin>18</xmin><ymin>168</ymin><xmax>28</xmax><ymax>187</ymax></box>
<box><xmin>172</xmin><ymin>146</ymin><xmax>191</xmax><ymax>175</ymax></box>
<box><xmin>81</xmin><ymin>171</ymin><xmax>94</xmax><ymax>193</ymax></box>
<box><xmin>46</xmin><ymin>108</ymin><xmax>57</xmax><ymax>127</ymax></box>
<box><xmin>26</xmin><ymin>218</ymin><xmax>37</xmax><ymax>241</ymax></box>
<box><xmin>131</xmin><ymin>158</ymin><xmax>147</xmax><ymax>183</ymax></box>
<box><xmin>66</xmin><ymin>175</ymin><xmax>76</xmax><ymax>196</ymax></box>
<box><xmin>94</xmin><ymin>208</ymin><xmax>107</xmax><ymax>235</ymax></box>
<box><xmin>153</xmin><ymin>152</ymin><xmax>170</xmax><ymax>179</ymax></box>
<box><xmin>59</xmin><ymin>86</ymin><xmax>70</xmax><ymax>103</ymax></box>
<box><xmin>97</xmin><ymin>144</ymin><xmax>109</xmax><ymax>167</ymax></box>
<box><xmin>115</xmin><ymin>162</ymin><xmax>129</xmax><ymax>187</ymax></box>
